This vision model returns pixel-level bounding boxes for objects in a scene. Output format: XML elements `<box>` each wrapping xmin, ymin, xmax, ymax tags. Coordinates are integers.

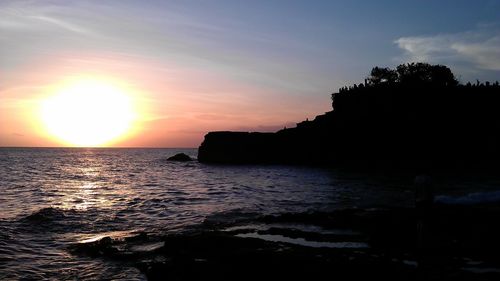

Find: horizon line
<box><xmin>0</xmin><ymin>146</ymin><xmax>198</xmax><ymax>149</ymax></box>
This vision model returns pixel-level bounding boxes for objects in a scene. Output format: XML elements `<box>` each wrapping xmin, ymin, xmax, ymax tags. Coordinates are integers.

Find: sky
<box><xmin>1</xmin><ymin>0</ymin><xmax>500</xmax><ymax>147</ymax></box>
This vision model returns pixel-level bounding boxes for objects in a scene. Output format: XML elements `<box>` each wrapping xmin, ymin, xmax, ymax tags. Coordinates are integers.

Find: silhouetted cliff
<box><xmin>198</xmin><ymin>63</ymin><xmax>500</xmax><ymax>170</ymax></box>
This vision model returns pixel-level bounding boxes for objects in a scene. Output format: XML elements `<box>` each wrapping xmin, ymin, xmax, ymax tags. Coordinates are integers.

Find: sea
<box><xmin>1</xmin><ymin>148</ymin><xmax>500</xmax><ymax>280</ymax></box>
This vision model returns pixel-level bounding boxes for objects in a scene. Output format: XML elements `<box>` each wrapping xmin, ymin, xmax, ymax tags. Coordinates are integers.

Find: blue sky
<box><xmin>127</xmin><ymin>0</ymin><xmax>500</xmax><ymax>82</ymax></box>
<box><xmin>3</xmin><ymin>0</ymin><xmax>500</xmax><ymax>83</ymax></box>
<box><xmin>1</xmin><ymin>0</ymin><xmax>500</xmax><ymax>146</ymax></box>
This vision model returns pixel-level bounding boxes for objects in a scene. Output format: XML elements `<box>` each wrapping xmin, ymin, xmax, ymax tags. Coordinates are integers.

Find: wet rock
<box><xmin>130</xmin><ymin>241</ymin><xmax>165</xmax><ymax>253</ymax></box>
<box><xmin>167</xmin><ymin>153</ymin><xmax>193</xmax><ymax>162</ymax></box>
<box><xmin>70</xmin><ymin>236</ymin><xmax>119</xmax><ymax>257</ymax></box>
<box><xmin>124</xmin><ymin>232</ymin><xmax>148</xmax><ymax>242</ymax></box>
<box><xmin>143</xmin><ymin>231</ymin><xmax>414</xmax><ymax>281</ymax></box>
<box><xmin>71</xmin><ymin>207</ymin><xmax>500</xmax><ymax>281</ymax></box>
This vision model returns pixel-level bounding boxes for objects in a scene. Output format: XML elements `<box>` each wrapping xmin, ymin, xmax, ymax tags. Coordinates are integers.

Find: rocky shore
<box><xmin>71</xmin><ymin>204</ymin><xmax>500</xmax><ymax>280</ymax></box>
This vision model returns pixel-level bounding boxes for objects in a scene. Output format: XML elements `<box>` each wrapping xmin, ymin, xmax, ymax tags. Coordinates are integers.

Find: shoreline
<box><xmin>71</xmin><ymin>204</ymin><xmax>500</xmax><ymax>280</ymax></box>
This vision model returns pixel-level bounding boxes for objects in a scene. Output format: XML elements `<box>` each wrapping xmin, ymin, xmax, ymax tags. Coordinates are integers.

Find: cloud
<box><xmin>450</xmin><ymin>36</ymin><xmax>500</xmax><ymax>71</ymax></box>
<box><xmin>28</xmin><ymin>15</ymin><xmax>90</xmax><ymax>34</ymax></box>
<box><xmin>395</xmin><ymin>36</ymin><xmax>452</xmax><ymax>62</ymax></box>
<box><xmin>0</xmin><ymin>2</ymin><xmax>90</xmax><ymax>34</ymax></box>
<box><xmin>395</xmin><ymin>27</ymin><xmax>500</xmax><ymax>71</ymax></box>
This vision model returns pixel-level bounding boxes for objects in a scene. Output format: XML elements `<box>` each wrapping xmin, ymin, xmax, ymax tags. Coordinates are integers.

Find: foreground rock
<box><xmin>70</xmin><ymin>205</ymin><xmax>500</xmax><ymax>281</ymax></box>
<box><xmin>167</xmin><ymin>153</ymin><xmax>193</xmax><ymax>161</ymax></box>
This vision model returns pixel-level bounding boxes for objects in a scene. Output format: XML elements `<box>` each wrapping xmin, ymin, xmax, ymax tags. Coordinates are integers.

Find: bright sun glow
<box><xmin>40</xmin><ymin>78</ymin><xmax>136</xmax><ymax>146</ymax></box>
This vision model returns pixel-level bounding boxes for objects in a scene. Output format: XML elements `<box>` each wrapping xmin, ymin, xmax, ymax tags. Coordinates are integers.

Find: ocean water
<box><xmin>1</xmin><ymin>148</ymin><xmax>499</xmax><ymax>280</ymax></box>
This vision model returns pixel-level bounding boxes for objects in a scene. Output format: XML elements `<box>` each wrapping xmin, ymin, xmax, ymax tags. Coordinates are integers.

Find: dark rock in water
<box><xmin>70</xmin><ymin>236</ymin><xmax>119</xmax><ymax>257</ymax></box>
<box><xmin>143</xmin><ymin>231</ymin><xmax>402</xmax><ymax>281</ymax></box>
<box><xmin>71</xmin><ymin>206</ymin><xmax>500</xmax><ymax>281</ymax></box>
<box><xmin>167</xmin><ymin>153</ymin><xmax>193</xmax><ymax>162</ymax></box>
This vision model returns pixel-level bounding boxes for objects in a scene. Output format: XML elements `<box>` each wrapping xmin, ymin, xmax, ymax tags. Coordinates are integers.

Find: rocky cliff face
<box><xmin>198</xmin><ymin>83</ymin><xmax>500</xmax><ymax>170</ymax></box>
<box><xmin>198</xmin><ymin>131</ymin><xmax>279</xmax><ymax>164</ymax></box>
<box><xmin>198</xmin><ymin>112</ymin><xmax>337</xmax><ymax>165</ymax></box>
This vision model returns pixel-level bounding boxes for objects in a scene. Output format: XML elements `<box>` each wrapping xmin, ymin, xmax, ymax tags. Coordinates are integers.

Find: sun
<box><xmin>40</xmin><ymin>78</ymin><xmax>136</xmax><ymax>147</ymax></box>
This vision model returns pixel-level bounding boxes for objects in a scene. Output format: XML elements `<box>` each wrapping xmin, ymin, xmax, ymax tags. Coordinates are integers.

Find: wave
<box><xmin>21</xmin><ymin>207</ymin><xmax>77</xmax><ymax>223</ymax></box>
<box><xmin>435</xmin><ymin>191</ymin><xmax>500</xmax><ymax>205</ymax></box>
<box><xmin>202</xmin><ymin>209</ymin><xmax>260</xmax><ymax>227</ymax></box>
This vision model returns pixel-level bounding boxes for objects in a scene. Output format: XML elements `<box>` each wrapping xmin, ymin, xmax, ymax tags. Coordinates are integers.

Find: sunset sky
<box><xmin>2</xmin><ymin>0</ymin><xmax>500</xmax><ymax>147</ymax></box>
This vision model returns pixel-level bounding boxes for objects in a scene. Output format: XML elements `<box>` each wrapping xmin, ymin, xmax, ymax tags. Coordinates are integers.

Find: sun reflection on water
<box><xmin>60</xmin><ymin>182</ymin><xmax>98</xmax><ymax>210</ymax></box>
<box><xmin>57</xmin><ymin>160</ymin><xmax>115</xmax><ymax>210</ymax></box>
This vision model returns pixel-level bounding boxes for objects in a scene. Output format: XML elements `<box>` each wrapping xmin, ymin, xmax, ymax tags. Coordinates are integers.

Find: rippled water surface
<box><xmin>1</xmin><ymin>148</ymin><xmax>498</xmax><ymax>280</ymax></box>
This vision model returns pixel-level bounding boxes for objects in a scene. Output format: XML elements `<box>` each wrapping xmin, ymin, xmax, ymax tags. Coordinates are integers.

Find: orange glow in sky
<box><xmin>0</xmin><ymin>54</ymin><xmax>328</xmax><ymax>148</ymax></box>
<box><xmin>1</xmin><ymin>1</ymin><xmax>499</xmax><ymax>147</ymax></box>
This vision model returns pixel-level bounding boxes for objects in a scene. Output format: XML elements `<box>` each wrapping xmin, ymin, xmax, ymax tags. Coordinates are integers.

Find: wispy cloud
<box><xmin>0</xmin><ymin>2</ymin><xmax>90</xmax><ymax>34</ymax></box>
<box><xmin>450</xmin><ymin>36</ymin><xmax>500</xmax><ymax>71</ymax></box>
<box><xmin>28</xmin><ymin>15</ymin><xmax>90</xmax><ymax>34</ymax></box>
<box><xmin>395</xmin><ymin>26</ymin><xmax>500</xmax><ymax>71</ymax></box>
<box><xmin>395</xmin><ymin>36</ymin><xmax>452</xmax><ymax>62</ymax></box>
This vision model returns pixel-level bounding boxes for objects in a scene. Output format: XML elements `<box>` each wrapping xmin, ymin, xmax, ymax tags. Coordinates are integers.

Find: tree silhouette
<box><xmin>396</xmin><ymin>62</ymin><xmax>458</xmax><ymax>86</ymax></box>
<box><xmin>369</xmin><ymin>67</ymin><xmax>397</xmax><ymax>84</ymax></box>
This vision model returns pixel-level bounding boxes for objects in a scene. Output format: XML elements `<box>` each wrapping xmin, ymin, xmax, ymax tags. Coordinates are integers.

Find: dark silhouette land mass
<box><xmin>199</xmin><ymin>63</ymin><xmax>500</xmax><ymax>170</ymax></box>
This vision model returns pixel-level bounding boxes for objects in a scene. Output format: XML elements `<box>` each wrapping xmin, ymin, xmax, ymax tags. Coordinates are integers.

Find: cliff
<box><xmin>198</xmin><ymin>64</ymin><xmax>500</xmax><ymax>169</ymax></box>
<box><xmin>198</xmin><ymin>112</ymin><xmax>336</xmax><ymax>165</ymax></box>
<box><xmin>198</xmin><ymin>131</ymin><xmax>278</xmax><ymax>164</ymax></box>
